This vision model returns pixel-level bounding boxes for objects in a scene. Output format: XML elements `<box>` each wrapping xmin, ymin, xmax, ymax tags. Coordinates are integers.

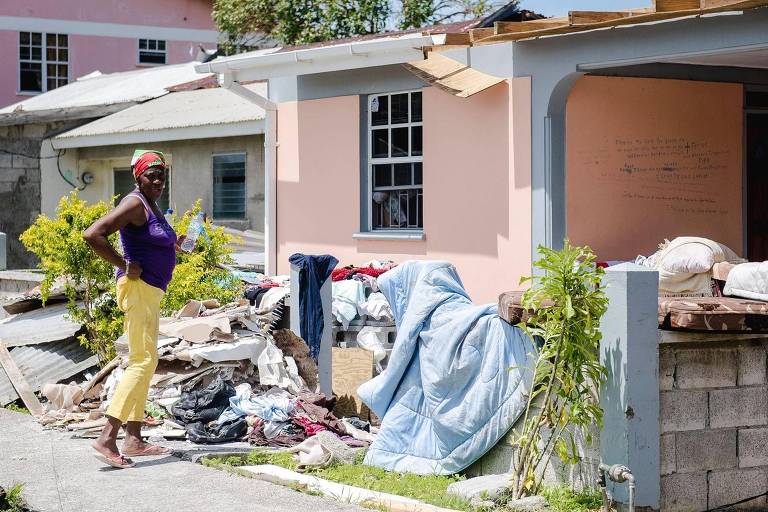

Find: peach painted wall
<box><xmin>276</xmin><ymin>79</ymin><xmax>532</xmax><ymax>303</ymax></box>
<box><xmin>566</xmin><ymin>76</ymin><xmax>744</xmax><ymax>260</ymax></box>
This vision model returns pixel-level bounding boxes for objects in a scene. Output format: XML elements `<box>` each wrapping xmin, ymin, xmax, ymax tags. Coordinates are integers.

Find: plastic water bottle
<box><xmin>180</xmin><ymin>212</ymin><xmax>205</xmax><ymax>253</ymax></box>
<box><xmin>164</xmin><ymin>208</ymin><xmax>174</xmax><ymax>224</ymax></box>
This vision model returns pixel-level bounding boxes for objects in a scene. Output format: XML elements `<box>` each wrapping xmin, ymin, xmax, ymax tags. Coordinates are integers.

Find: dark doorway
<box><xmin>746</xmin><ymin>111</ymin><xmax>768</xmax><ymax>261</ymax></box>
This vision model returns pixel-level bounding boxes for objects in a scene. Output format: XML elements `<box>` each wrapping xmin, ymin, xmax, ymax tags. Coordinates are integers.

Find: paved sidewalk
<box><xmin>0</xmin><ymin>409</ymin><xmax>363</xmax><ymax>512</ymax></box>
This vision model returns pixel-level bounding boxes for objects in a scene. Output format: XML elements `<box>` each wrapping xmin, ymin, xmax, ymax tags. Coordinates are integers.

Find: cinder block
<box><xmin>708</xmin><ymin>467</ymin><xmax>768</xmax><ymax>510</ymax></box>
<box><xmin>676</xmin><ymin>429</ymin><xmax>736</xmax><ymax>471</ymax></box>
<box><xmin>661</xmin><ymin>390</ymin><xmax>708</xmax><ymax>433</ymax></box>
<box><xmin>661</xmin><ymin>433</ymin><xmax>675</xmax><ymax>475</ymax></box>
<box><xmin>710</xmin><ymin>387</ymin><xmax>768</xmax><ymax>428</ymax></box>
<box><xmin>739</xmin><ymin>428</ymin><xmax>768</xmax><ymax>468</ymax></box>
<box><xmin>0</xmin><ymin>154</ymin><xmax>11</xmax><ymax>167</ymax></box>
<box><xmin>660</xmin><ymin>347</ymin><xmax>675</xmax><ymax>391</ymax></box>
<box><xmin>0</xmin><ymin>168</ymin><xmax>26</xmax><ymax>183</ymax></box>
<box><xmin>12</xmin><ymin>155</ymin><xmax>39</xmax><ymax>169</ymax></box>
<box><xmin>676</xmin><ymin>349</ymin><xmax>737</xmax><ymax>389</ymax></box>
<box><xmin>739</xmin><ymin>346</ymin><xmax>767</xmax><ymax>386</ymax></box>
<box><xmin>661</xmin><ymin>472</ymin><xmax>707</xmax><ymax>512</ymax></box>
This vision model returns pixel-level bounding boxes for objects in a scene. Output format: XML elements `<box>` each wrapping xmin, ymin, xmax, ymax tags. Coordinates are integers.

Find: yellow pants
<box><xmin>106</xmin><ymin>276</ymin><xmax>164</xmax><ymax>423</ymax></box>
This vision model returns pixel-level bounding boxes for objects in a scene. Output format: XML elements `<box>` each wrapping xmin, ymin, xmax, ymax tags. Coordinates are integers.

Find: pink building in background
<box><xmin>0</xmin><ymin>0</ymin><xmax>218</xmax><ymax>108</ymax></box>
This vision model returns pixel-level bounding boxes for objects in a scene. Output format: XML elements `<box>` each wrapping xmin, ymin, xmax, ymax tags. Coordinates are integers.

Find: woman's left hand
<box><xmin>175</xmin><ymin>235</ymin><xmax>187</xmax><ymax>254</ymax></box>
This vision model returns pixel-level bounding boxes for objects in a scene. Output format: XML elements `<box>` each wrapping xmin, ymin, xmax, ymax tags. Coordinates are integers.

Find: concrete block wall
<box><xmin>659</xmin><ymin>338</ymin><xmax>768</xmax><ymax>512</ymax></box>
<box><xmin>0</xmin><ymin>121</ymin><xmax>83</xmax><ymax>269</ymax></box>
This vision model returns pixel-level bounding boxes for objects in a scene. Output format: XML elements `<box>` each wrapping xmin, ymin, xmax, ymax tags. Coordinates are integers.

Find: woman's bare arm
<box><xmin>83</xmin><ymin>196</ymin><xmax>146</xmax><ymax>275</ymax></box>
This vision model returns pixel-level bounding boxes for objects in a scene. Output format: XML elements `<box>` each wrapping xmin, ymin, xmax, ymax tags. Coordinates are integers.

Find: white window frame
<box><xmin>212</xmin><ymin>151</ymin><xmax>248</xmax><ymax>220</ymax></box>
<box><xmin>367</xmin><ymin>90</ymin><xmax>423</xmax><ymax>232</ymax></box>
<box><xmin>138</xmin><ymin>38</ymin><xmax>167</xmax><ymax>66</ymax></box>
<box><xmin>18</xmin><ymin>31</ymin><xmax>68</xmax><ymax>95</ymax></box>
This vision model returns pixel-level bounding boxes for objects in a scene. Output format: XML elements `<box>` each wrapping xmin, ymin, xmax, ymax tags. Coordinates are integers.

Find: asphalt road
<box><xmin>0</xmin><ymin>409</ymin><xmax>364</xmax><ymax>512</ymax></box>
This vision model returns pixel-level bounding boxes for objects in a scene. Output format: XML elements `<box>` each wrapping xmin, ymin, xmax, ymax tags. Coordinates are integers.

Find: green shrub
<box><xmin>21</xmin><ymin>193</ymin><xmax>243</xmax><ymax>363</ymax></box>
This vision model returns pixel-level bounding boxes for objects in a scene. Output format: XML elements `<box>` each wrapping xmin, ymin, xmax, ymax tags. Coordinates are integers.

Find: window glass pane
<box><xmin>408</xmin><ymin>191</ymin><xmax>419</xmax><ymax>228</ymax></box>
<box><xmin>411</xmin><ymin>92</ymin><xmax>422</xmax><ymax>122</ymax></box>
<box><xmin>47</xmin><ymin>63</ymin><xmax>56</xmax><ymax>76</ymax></box>
<box><xmin>19</xmin><ymin>47</ymin><xmax>30</xmax><ymax>60</ymax></box>
<box><xmin>371</xmin><ymin>95</ymin><xmax>388</xmax><ymax>126</ymax></box>
<box><xmin>139</xmin><ymin>51</ymin><xmax>166</xmax><ymax>64</ymax></box>
<box><xmin>371</xmin><ymin>129</ymin><xmax>389</xmax><ymax>158</ymax></box>
<box><xmin>47</xmin><ymin>33</ymin><xmax>56</xmax><ymax>46</ymax></box>
<box><xmin>394</xmin><ymin>163</ymin><xmax>411</xmax><ymax>186</ymax></box>
<box><xmin>58</xmin><ymin>34</ymin><xmax>67</xmax><ymax>47</ymax></box>
<box><xmin>139</xmin><ymin>39</ymin><xmax>147</xmax><ymax>49</ymax></box>
<box><xmin>31</xmin><ymin>47</ymin><xmax>42</xmax><ymax>60</ymax></box>
<box><xmin>417</xmin><ymin>191</ymin><xmax>423</xmax><ymax>227</ymax></box>
<box><xmin>391</xmin><ymin>127</ymin><xmax>408</xmax><ymax>157</ymax></box>
<box><xmin>31</xmin><ymin>32</ymin><xmax>41</xmax><ymax>46</ymax></box>
<box><xmin>20</xmin><ymin>62</ymin><xmax>42</xmax><ymax>92</ymax></box>
<box><xmin>58</xmin><ymin>78</ymin><xmax>67</xmax><ymax>88</ymax></box>
<box><xmin>390</xmin><ymin>93</ymin><xmax>409</xmax><ymax>124</ymax></box>
<box><xmin>47</xmin><ymin>48</ymin><xmax>56</xmax><ymax>61</ymax></box>
<box><xmin>158</xmin><ymin>40</ymin><xmax>166</xmax><ymax>51</ymax></box>
<box><xmin>373</xmin><ymin>164</ymin><xmax>391</xmax><ymax>188</ymax></box>
<box><xmin>413</xmin><ymin>162</ymin><xmax>422</xmax><ymax>185</ymax></box>
<box><xmin>20</xmin><ymin>32</ymin><xmax>30</xmax><ymax>45</ymax></box>
<box><xmin>47</xmin><ymin>78</ymin><xmax>57</xmax><ymax>90</ymax></box>
<box><xmin>411</xmin><ymin>126</ymin><xmax>422</xmax><ymax>156</ymax></box>
<box><xmin>213</xmin><ymin>154</ymin><xmax>246</xmax><ymax>219</ymax></box>
<box><xmin>58</xmin><ymin>48</ymin><xmax>68</xmax><ymax>62</ymax></box>
<box><xmin>58</xmin><ymin>64</ymin><xmax>67</xmax><ymax>78</ymax></box>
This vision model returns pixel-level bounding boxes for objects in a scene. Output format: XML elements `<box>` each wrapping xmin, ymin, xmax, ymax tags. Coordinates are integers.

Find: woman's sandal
<box><xmin>121</xmin><ymin>444</ymin><xmax>171</xmax><ymax>457</ymax></box>
<box><xmin>94</xmin><ymin>452</ymin><xmax>135</xmax><ymax>469</ymax></box>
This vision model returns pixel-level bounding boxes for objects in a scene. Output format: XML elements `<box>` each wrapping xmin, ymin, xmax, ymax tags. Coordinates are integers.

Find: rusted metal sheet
<box><xmin>0</xmin><ymin>302</ymin><xmax>82</xmax><ymax>348</ymax></box>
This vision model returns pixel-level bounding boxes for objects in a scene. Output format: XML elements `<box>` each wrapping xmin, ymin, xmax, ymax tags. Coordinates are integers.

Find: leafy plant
<box><xmin>20</xmin><ymin>192</ymin><xmax>122</xmax><ymax>363</ymax></box>
<box><xmin>399</xmin><ymin>0</ymin><xmax>512</xmax><ymax>29</ymax></box>
<box><xmin>509</xmin><ymin>241</ymin><xmax>608</xmax><ymax>499</ymax></box>
<box><xmin>0</xmin><ymin>484</ymin><xmax>27</xmax><ymax>512</ymax></box>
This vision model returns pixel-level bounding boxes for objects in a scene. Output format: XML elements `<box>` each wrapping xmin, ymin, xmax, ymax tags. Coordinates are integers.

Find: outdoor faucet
<box><xmin>599</xmin><ymin>463</ymin><xmax>635</xmax><ymax>512</ymax></box>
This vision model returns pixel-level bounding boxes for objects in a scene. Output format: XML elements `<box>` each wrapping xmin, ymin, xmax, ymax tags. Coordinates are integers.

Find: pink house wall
<box><xmin>566</xmin><ymin>76</ymin><xmax>743</xmax><ymax>260</ymax></box>
<box><xmin>0</xmin><ymin>0</ymin><xmax>216</xmax><ymax>107</ymax></box>
<box><xmin>276</xmin><ymin>79</ymin><xmax>532</xmax><ymax>303</ymax></box>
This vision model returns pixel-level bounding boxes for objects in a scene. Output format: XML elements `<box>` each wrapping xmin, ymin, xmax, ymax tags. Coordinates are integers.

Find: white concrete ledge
<box><xmin>238</xmin><ymin>465</ymin><xmax>460</xmax><ymax>512</ymax></box>
<box><xmin>353</xmin><ymin>231</ymin><xmax>425</xmax><ymax>241</ymax></box>
<box><xmin>658</xmin><ymin>329</ymin><xmax>768</xmax><ymax>344</ymax></box>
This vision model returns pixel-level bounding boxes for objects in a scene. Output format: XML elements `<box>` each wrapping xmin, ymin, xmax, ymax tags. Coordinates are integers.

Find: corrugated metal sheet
<box><xmin>54</xmin><ymin>83</ymin><xmax>267</xmax><ymax>140</ymax></box>
<box><xmin>0</xmin><ymin>337</ymin><xmax>98</xmax><ymax>405</ymax></box>
<box><xmin>0</xmin><ymin>302</ymin><xmax>82</xmax><ymax>348</ymax></box>
<box><xmin>0</xmin><ymin>62</ymin><xmax>209</xmax><ymax>116</ymax></box>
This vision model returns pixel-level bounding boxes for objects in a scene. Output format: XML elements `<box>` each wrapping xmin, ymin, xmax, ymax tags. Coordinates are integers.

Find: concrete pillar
<box><xmin>290</xmin><ymin>263</ymin><xmax>333</xmax><ymax>396</ymax></box>
<box><xmin>599</xmin><ymin>263</ymin><xmax>660</xmax><ymax>510</ymax></box>
<box><xmin>0</xmin><ymin>232</ymin><xmax>6</xmax><ymax>270</ymax></box>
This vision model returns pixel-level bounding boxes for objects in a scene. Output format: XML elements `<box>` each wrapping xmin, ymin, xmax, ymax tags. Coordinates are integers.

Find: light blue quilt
<box><xmin>357</xmin><ymin>261</ymin><xmax>536</xmax><ymax>475</ymax></box>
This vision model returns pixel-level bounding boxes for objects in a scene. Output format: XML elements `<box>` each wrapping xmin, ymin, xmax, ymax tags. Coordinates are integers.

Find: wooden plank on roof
<box><xmin>403</xmin><ymin>52</ymin><xmax>504</xmax><ymax>98</ymax></box>
<box><xmin>469</xmin><ymin>27</ymin><xmax>495</xmax><ymax>43</ymax></box>
<box><xmin>0</xmin><ymin>339</ymin><xmax>43</xmax><ymax>416</ymax></box>
<box><xmin>494</xmin><ymin>20</ymin><xmax>570</xmax><ymax>35</ymax></box>
<box><xmin>702</xmin><ymin>0</ymin><xmax>767</xmax><ymax>7</ymax></box>
<box><xmin>568</xmin><ymin>10</ymin><xmax>635</xmax><ymax>25</ymax></box>
<box><xmin>653</xmin><ymin>0</ymin><xmax>702</xmax><ymax>11</ymax></box>
<box><xmin>442</xmin><ymin>33</ymin><xmax>471</xmax><ymax>46</ymax></box>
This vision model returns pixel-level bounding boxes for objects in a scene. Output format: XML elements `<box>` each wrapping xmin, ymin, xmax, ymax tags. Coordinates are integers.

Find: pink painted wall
<box><xmin>0</xmin><ymin>0</ymin><xmax>215</xmax><ymax>107</ymax></box>
<box><xmin>276</xmin><ymin>79</ymin><xmax>532</xmax><ymax>303</ymax></box>
<box><xmin>566</xmin><ymin>76</ymin><xmax>744</xmax><ymax>260</ymax></box>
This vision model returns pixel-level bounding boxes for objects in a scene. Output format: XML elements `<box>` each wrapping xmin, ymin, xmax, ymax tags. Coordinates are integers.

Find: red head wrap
<box><xmin>131</xmin><ymin>151</ymin><xmax>167</xmax><ymax>179</ymax></box>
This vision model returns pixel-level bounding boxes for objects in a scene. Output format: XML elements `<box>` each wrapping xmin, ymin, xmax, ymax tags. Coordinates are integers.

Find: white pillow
<box><xmin>658</xmin><ymin>243</ymin><xmax>715</xmax><ymax>274</ymax></box>
<box><xmin>724</xmin><ymin>262</ymin><xmax>768</xmax><ymax>301</ymax></box>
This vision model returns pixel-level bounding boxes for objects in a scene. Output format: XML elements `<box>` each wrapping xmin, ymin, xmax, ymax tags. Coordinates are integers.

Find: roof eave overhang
<box><xmin>195</xmin><ymin>35</ymin><xmax>438</xmax><ymax>81</ymax></box>
<box><xmin>51</xmin><ymin>119</ymin><xmax>266</xmax><ymax>150</ymax></box>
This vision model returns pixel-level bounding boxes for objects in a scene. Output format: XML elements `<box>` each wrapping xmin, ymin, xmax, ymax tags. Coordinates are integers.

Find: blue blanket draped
<box><xmin>357</xmin><ymin>261</ymin><xmax>535</xmax><ymax>475</ymax></box>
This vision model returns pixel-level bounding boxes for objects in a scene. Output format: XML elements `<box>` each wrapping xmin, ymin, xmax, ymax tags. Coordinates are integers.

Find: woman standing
<box><xmin>84</xmin><ymin>150</ymin><xmax>183</xmax><ymax>468</ymax></box>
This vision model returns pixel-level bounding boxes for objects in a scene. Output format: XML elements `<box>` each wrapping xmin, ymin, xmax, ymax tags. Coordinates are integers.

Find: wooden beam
<box><xmin>0</xmin><ymin>339</ymin><xmax>43</xmax><ymax>416</ymax></box>
<box><xmin>469</xmin><ymin>27</ymin><xmax>495</xmax><ymax>43</ymax></box>
<box><xmin>568</xmin><ymin>10</ymin><xmax>634</xmax><ymax>25</ymax></box>
<box><xmin>494</xmin><ymin>20</ymin><xmax>570</xmax><ymax>35</ymax></box>
<box><xmin>653</xmin><ymin>0</ymin><xmax>702</xmax><ymax>11</ymax></box>
<box><xmin>441</xmin><ymin>33</ymin><xmax>471</xmax><ymax>46</ymax></box>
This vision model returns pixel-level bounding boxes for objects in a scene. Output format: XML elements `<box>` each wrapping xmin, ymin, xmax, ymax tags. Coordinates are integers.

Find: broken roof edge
<box><xmin>195</xmin><ymin>33</ymin><xmax>439</xmax><ymax>81</ymax></box>
<box><xmin>0</xmin><ymin>103</ymin><xmax>133</xmax><ymax>127</ymax></box>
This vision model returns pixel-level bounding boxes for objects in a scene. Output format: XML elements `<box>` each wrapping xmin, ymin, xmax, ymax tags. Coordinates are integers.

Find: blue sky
<box><xmin>517</xmin><ymin>0</ymin><xmax>647</xmax><ymax>17</ymax></box>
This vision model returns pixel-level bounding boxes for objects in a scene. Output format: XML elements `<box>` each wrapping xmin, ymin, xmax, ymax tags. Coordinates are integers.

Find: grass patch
<box><xmin>0</xmin><ymin>484</ymin><xmax>29</xmax><ymax>512</ymax></box>
<box><xmin>3</xmin><ymin>401</ymin><xmax>30</xmax><ymax>415</ymax></box>
<box><xmin>540</xmin><ymin>486</ymin><xmax>604</xmax><ymax>512</ymax></box>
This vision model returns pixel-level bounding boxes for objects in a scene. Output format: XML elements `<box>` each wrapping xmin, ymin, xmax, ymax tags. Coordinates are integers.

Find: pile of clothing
<box><xmin>331</xmin><ymin>261</ymin><xmax>396</xmax><ymax>329</ymax></box>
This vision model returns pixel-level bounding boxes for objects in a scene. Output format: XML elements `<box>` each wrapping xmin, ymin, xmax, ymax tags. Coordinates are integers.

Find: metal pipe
<box><xmin>599</xmin><ymin>463</ymin><xmax>635</xmax><ymax>512</ymax></box>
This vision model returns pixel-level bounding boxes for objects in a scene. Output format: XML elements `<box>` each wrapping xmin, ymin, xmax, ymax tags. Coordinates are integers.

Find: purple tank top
<box><xmin>116</xmin><ymin>191</ymin><xmax>177</xmax><ymax>291</ymax></box>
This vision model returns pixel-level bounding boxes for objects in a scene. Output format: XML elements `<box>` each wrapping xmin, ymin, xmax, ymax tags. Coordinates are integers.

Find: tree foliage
<box><xmin>21</xmin><ymin>192</ymin><xmax>242</xmax><ymax>364</ymax></box>
<box><xmin>509</xmin><ymin>241</ymin><xmax>608</xmax><ymax>499</ymax></box>
<box><xmin>213</xmin><ymin>0</ymin><xmax>509</xmax><ymax>47</ymax></box>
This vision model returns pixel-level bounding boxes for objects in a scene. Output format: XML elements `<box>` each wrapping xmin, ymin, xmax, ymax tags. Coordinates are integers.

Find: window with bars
<box><xmin>19</xmin><ymin>32</ymin><xmax>68</xmax><ymax>93</ymax></box>
<box><xmin>213</xmin><ymin>153</ymin><xmax>247</xmax><ymax>220</ymax></box>
<box><xmin>368</xmin><ymin>91</ymin><xmax>423</xmax><ymax>230</ymax></box>
<box><xmin>138</xmin><ymin>39</ymin><xmax>167</xmax><ymax>65</ymax></box>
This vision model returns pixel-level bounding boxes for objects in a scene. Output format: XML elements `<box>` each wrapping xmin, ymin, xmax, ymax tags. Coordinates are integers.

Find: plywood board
<box><xmin>332</xmin><ymin>347</ymin><xmax>373</xmax><ymax>420</ymax></box>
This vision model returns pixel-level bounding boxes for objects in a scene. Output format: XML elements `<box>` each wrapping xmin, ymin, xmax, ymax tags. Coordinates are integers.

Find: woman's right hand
<box><xmin>126</xmin><ymin>260</ymin><xmax>143</xmax><ymax>279</ymax></box>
